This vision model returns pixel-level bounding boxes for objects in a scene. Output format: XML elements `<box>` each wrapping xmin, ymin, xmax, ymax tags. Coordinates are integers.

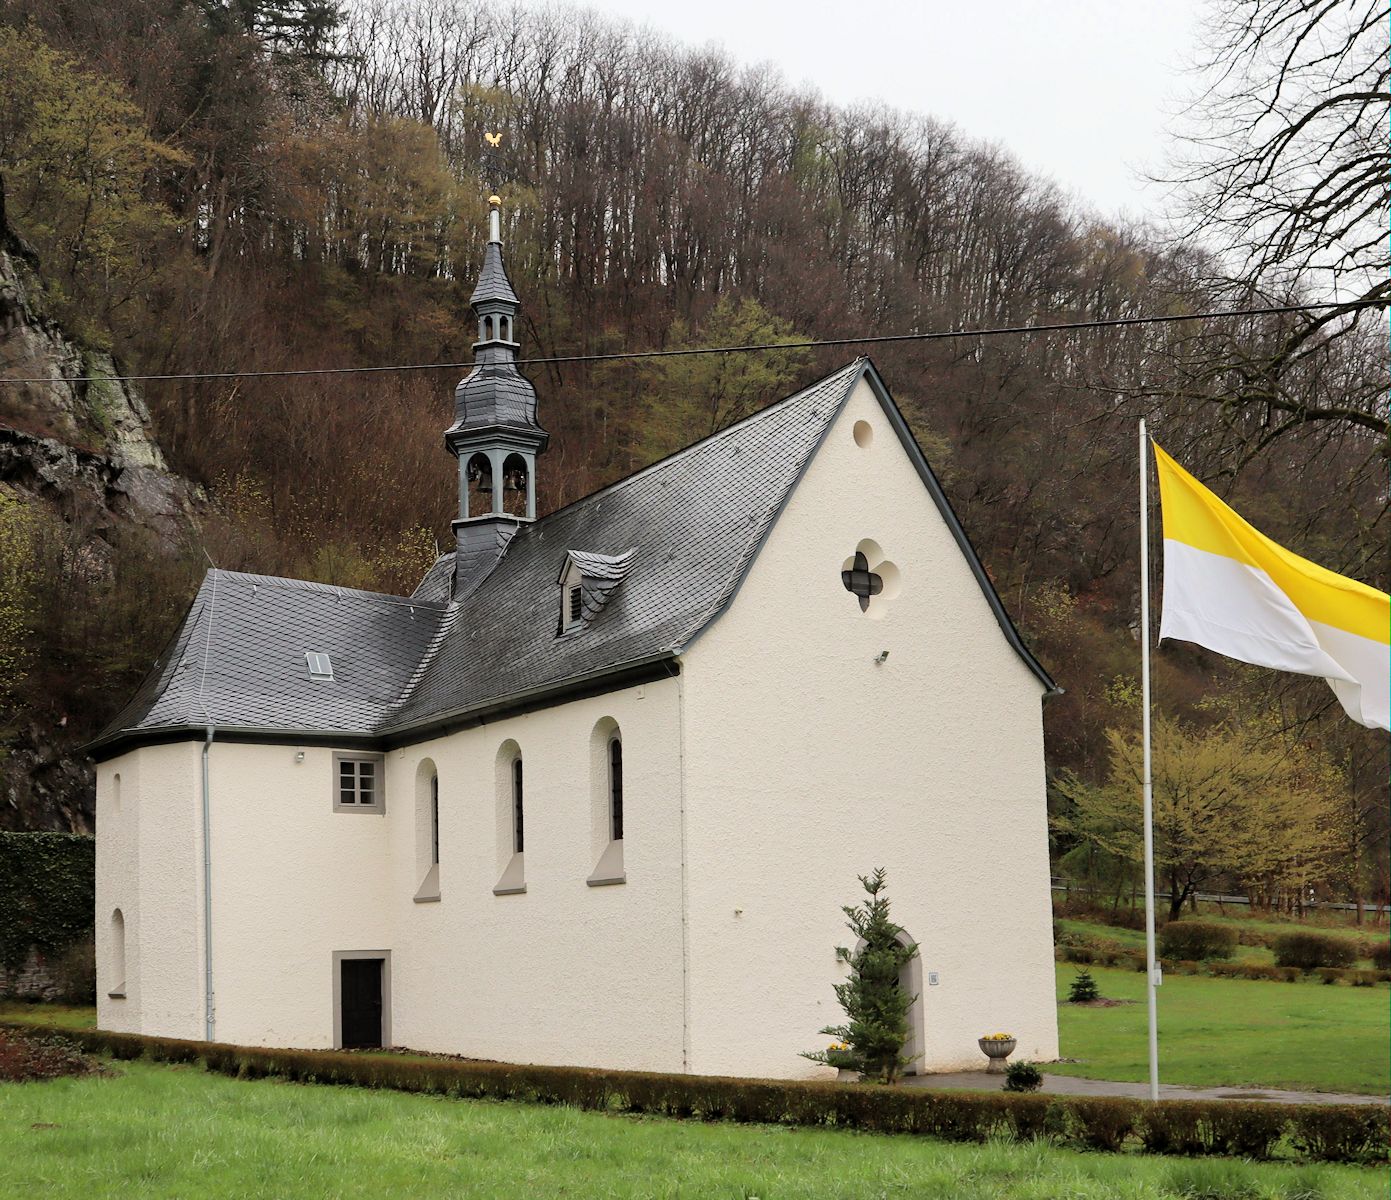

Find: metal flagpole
<box><xmin>1139</xmin><ymin>418</ymin><xmax>1160</xmax><ymax>1101</ymax></box>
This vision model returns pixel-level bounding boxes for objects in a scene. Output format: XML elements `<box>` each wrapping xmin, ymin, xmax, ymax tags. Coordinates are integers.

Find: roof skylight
<box><xmin>305</xmin><ymin>651</ymin><xmax>334</xmax><ymax>681</ymax></box>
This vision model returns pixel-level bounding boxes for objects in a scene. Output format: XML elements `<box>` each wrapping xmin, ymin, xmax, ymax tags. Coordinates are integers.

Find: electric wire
<box><xmin>0</xmin><ymin>299</ymin><xmax>1382</xmax><ymax>386</ymax></box>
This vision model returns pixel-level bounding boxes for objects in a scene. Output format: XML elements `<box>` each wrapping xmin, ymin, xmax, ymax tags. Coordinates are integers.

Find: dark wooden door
<box><xmin>340</xmin><ymin>958</ymin><xmax>383</xmax><ymax>1049</ymax></box>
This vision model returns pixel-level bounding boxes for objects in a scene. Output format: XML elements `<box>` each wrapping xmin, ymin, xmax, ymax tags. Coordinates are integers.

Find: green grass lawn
<box><xmin>1</xmin><ymin>1059</ymin><xmax>1384</xmax><ymax>1200</ymax></box>
<box><xmin>1184</xmin><ymin>908</ymin><xmax>1382</xmax><ymax>944</ymax></box>
<box><xmin>0</xmin><ymin>1002</ymin><xmax>96</xmax><ymax>1030</ymax></box>
<box><xmin>1054</xmin><ymin>965</ymin><xmax>1391</xmax><ymax>1095</ymax></box>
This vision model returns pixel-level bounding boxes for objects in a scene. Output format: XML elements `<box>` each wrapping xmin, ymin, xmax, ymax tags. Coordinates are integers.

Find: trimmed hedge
<box><xmin>1054</xmin><ymin>947</ymin><xmax>1389</xmax><ymax>986</ymax></box>
<box><xmin>5</xmin><ymin>1022</ymin><xmax>1386</xmax><ymax>1165</ymax></box>
<box><xmin>0</xmin><ymin>833</ymin><xmax>95</xmax><ymax>969</ymax></box>
<box><xmin>1158</xmin><ymin>921</ymin><xmax>1238</xmax><ymax>962</ymax></box>
<box><xmin>1274</xmin><ymin>932</ymin><xmax>1358</xmax><ymax>970</ymax></box>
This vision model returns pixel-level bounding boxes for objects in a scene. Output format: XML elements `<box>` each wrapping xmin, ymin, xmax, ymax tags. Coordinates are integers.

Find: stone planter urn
<box><xmin>978</xmin><ymin>1036</ymin><xmax>1016</xmax><ymax>1073</ymax></box>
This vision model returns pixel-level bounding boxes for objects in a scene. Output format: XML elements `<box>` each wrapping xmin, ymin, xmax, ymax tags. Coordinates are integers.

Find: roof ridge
<box><xmin>525</xmin><ymin>358</ymin><xmax>866</xmax><ymax>533</ymax></box>
<box><xmin>208</xmin><ymin>568</ymin><xmax>448</xmax><ymax>611</ymax></box>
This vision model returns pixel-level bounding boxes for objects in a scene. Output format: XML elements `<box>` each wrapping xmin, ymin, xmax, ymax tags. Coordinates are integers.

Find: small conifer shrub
<box><xmin>803</xmin><ymin>868</ymin><xmax>917</xmax><ymax>1083</ymax></box>
<box><xmin>1068</xmin><ymin>969</ymin><xmax>1100</xmax><ymax>1003</ymax></box>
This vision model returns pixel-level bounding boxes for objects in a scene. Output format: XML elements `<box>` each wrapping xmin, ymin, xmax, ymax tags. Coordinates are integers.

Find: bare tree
<box><xmin>1160</xmin><ymin>0</ymin><xmax>1388</xmax><ymax>445</ymax></box>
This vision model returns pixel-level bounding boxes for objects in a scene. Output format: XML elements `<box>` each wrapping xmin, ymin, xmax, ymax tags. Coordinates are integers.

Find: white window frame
<box><xmin>334</xmin><ymin>752</ymin><xmax>385</xmax><ymax>813</ymax></box>
<box><xmin>560</xmin><ymin>559</ymin><xmax>585</xmax><ymax>632</ymax></box>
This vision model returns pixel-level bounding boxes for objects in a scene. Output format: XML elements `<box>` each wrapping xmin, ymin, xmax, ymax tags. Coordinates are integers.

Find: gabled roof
<box><xmin>380</xmin><ymin>360</ymin><xmax>868</xmax><ymax>736</ymax></box>
<box><xmin>91</xmin><ymin>359</ymin><xmax>1054</xmax><ymax>758</ymax></box>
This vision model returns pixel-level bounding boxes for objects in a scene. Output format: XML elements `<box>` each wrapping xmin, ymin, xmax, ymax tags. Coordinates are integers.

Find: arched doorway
<box><xmin>897</xmin><ymin>930</ymin><xmax>924</xmax><ymax>1074</ymax></box>
<box><xmin>852</xmin><ymin>928</ymin><xmax>924</xmax><ymax>1075</ymax></box>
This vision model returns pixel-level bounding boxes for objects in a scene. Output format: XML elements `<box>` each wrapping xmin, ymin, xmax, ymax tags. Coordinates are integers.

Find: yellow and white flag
<box><xmin>1153</xmin><ymin>442</ymin><xmax>1389</xmax><ymax>731</ymax></box>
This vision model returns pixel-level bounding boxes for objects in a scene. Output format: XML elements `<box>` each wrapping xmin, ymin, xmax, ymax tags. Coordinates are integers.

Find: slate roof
<box><xmin>98</xmin><ymin>574</ymin><xmax>448</xmax><ymax>742</ymax></box>
<box><xmin>448</xmin><ymin>362</ymin><xmax>542</xmax><ymax>434</ymax></box>
<box><xmin>91</xmin><ymin>359</ymin><xmax>1055</xmax><ymax>757</ymax></box>
<box><xmin>469</xmin><ymin>241</ymin><xmax>520</xmax><ymax>307</ymax></box>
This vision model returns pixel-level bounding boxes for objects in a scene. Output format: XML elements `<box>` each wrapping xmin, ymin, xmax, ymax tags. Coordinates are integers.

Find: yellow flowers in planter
<box><xmin>981</xmin><ymin>1032</ymin><xmax>1014</xmax><ymax>1041</ymax></box>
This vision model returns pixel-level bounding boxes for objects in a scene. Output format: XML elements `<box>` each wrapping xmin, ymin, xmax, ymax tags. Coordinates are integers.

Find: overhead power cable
<box><xmin>0</xmin><ymin>299</ymin><xmax>1382</xmax><ymax>386</ymax></box>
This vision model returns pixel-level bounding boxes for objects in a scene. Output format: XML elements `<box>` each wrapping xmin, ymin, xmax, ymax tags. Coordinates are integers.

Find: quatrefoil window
<box><xmin>841</xmin><ymin>540</ymin><xmax>900</xmax><ymax>618</ymax></box>
<box><xmin>841</xmin><ymin>551</ymin><xmax>882</xmax><ymax>612</ymax></box>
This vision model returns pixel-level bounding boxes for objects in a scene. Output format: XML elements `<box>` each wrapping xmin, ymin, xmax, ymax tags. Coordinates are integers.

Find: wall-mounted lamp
<box><xmin>295</xmin><ymin>751</ymin><xmax>305</xmax><ymax>763</ymax></box>
<box><xmin>875</xmin><ymin>650</ymin><xmax>890</xmax><ymax>665</ymax></box>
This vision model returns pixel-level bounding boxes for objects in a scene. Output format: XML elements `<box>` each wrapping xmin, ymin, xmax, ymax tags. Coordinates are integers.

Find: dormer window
<box><xmin>557</xmin><ymin>549</ymin><xmax>637</xmax><ymax>636</ymax></box>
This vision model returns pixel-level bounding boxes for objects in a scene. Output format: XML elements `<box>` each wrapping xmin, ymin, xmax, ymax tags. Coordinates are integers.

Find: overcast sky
<box><xmin>582</xmin><ymin>0</ymin><xmax>1206</xmax><ymax>222</ymax></box>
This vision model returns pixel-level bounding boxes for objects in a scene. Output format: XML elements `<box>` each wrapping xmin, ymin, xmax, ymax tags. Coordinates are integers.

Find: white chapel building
<box><xmin>92</xmin><ymin>202</ymin><xmax>1060</xmax><ymax>1078</ymax></box>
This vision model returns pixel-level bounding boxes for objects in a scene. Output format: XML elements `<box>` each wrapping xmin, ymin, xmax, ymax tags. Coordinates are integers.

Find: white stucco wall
<box><xmin>95</xmin><ymin>742</ymin><xmax>203</xmax><ymax>1038</ymax></box>
<box><xmin>678</xmin><ymin>374</ymin><xmax>1059</xmax><ymax>1079</ymax></box>
<box><xmin>385</xmin><ymin>682</ymin><xmax>686</xmax><ymax>1071</ymax></box>
<box><xmin>106</xmin><ymin>679</ymin><xmax>686</xmax><ymax>1071</ymax></box>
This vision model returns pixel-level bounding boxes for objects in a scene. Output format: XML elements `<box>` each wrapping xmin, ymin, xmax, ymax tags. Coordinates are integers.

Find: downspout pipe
<box><xmin>202</xmin><ymin>725</ymin><xmax>215</xmax><ymax>1041</ymax></box>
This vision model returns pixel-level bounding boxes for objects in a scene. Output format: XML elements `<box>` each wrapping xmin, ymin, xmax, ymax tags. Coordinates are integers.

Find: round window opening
<box><xmin>852</xmin><ymin>419</ymin><xmax>874</xmax><ymax>448</ymax></box>
<box><xmin>841</xmin><ymin>539</ymin><xmax>900</xmax><ymax>619</ymax></box>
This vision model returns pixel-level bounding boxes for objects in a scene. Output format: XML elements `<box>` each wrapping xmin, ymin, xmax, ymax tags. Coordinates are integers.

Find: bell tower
<box><xmin>446</xmin><ymin>194</ymin><xmax>548</xmax><ymax>595</ymax></box>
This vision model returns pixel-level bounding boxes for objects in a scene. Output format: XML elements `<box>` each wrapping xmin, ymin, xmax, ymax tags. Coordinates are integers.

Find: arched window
<box><xmin>587</xmin><ymin>719</ymin><xmax>625</xmax><ymax>886</ymax></box>
<box><xmin>493</xmin><ymin>741</ymin><xmax>526</xmax><ymax>895</ymax></box>
<box><xmin>501</xmin><ymin>452</ymin><xmax>529</xmax><ymax>518</ymax></box>
<box><xmin>484</xmin><ymin>314</ymin><xmax>495</xmax><ymax>340</ymax></box>
<box><xmin>414</xmin><ymin>759</ymin><xmax>440</xmax><ymax>902</ymax></box>
<box><xmin>431</xmin><ymin>774</ymin><xmax>440</xmax><ymax>866</ymax></box>
<box><xmin>608</xmin><ymin>737</ymin><xmax>623</xmax><ymax>842</ymax></box>
<box><xmin>511</xmin><ymin>756</ymin><xmax>524</xmax><ymax>854</ymax></box>
<box><xmin>109</xmin><ymin>909</ymin><xmax>126</xmax><ymax>998</ymax></box>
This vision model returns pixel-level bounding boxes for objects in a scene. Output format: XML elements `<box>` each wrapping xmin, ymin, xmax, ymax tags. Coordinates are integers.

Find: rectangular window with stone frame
<box><xmin>335</xmin><ymin>753</ymin><xmax>385</xmax><ymax>813</ymax></box>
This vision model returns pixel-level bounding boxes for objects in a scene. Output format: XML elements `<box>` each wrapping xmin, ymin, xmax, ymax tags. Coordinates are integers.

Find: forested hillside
<box><xmin>0</xmin><ymin>0</ymin><xmax>1385</xmax><ymax>911</ymax></box>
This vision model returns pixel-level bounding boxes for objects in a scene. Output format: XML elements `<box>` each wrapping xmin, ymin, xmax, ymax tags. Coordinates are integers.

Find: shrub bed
<box><xmin>1274</xmin><ymin>932</ymin><xmax>1358</xmax><ymax>970</ymax></box>
<box><xmin>0</xmin><ymin>1028</ymin><xmax>100</xmax><ymax>1082</ymax></box>
<box><xmin>1158</xmin><ymin>922</ymin><xmax>1238</xmax><ymax>962</ymax></box>
<box><xmin>1055</xmin><ymin>950</ymin><xmax>1389</xmax><ymax>985</ymax></box>
<box><xmin>5</xmin><ymin>1022</ymin><xmax>1386</xmax><ymax>1165</ymax></box>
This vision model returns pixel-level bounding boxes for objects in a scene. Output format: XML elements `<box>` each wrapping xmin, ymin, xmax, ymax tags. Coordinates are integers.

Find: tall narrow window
<box><xmin>109</xmin><ymin>909</ymin><xmax>126</xmax><ymax>998</ymax></box>
<box><xmin>493</xmin><ymin>741</ymin><xmax>526</xmax><ymax>895</ymax></box>
<box><xmin>609</xmin><ymin>737</ymin><xmax>624</xmax><ymax>842</ymax></box>
<box><xmin>512</xmin><ymin>756</ymin><xmax>524</xmax><ymax>854</ymax></box>
<box><xmin>587</xmin><ymin>718</ymin><xmax>625</xmax><ymax>886</ymax></box>
<box><xmin>430</xmin><ymin>774</ymin><xmax>440</xmax><ymax>866</ymax></box>
<box><xmin>413</xmin><ymin>759</ymin><xmax>440</xmax><ymax>903</ymax></box>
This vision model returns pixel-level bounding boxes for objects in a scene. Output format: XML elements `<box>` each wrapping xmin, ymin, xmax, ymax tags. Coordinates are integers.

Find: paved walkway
<box><xmin>900</xmin><ymin>1070</ymin><xmax>1388</xmax><ymax>1107</ymax></box>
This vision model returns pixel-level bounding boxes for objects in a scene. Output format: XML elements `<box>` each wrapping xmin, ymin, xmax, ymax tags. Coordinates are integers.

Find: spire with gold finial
<box><xmin>442</xmin><ymin>140</ymin><xmax>547</xmax><ymax>593</ymax></box>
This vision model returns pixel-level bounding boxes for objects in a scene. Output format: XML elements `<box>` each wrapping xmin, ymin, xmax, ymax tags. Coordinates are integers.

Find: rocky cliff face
<box><xmin>0</xmin><ymin>186</ymin><xmax>198</xmax><ymax>831</ymax></box>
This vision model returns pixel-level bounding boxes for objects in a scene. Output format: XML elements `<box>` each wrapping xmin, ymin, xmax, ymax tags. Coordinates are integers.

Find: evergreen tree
<box><xmin>804</xmin><ymin>869</ymin><xmax>918</xmax><ymax>1084</ymax></box>
<box><xmin>1068</xmin><ymin>969</ymin><xmax>1100</xmax><ymax>1003</ymax></box>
